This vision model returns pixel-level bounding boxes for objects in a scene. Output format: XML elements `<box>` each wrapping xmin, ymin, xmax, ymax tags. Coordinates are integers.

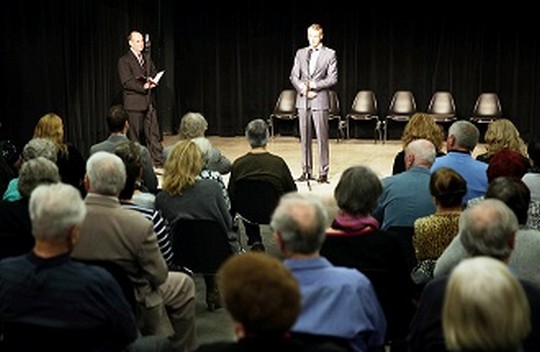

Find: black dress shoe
<box><xmin>317</xmin><ymin>175</ymin><xmax>329</xmax><ymax>183</ymax></box>
<box><xmin>296</xmin><ymin>173</ymin><xmax>313</xmax><ymax>182</ymax></box>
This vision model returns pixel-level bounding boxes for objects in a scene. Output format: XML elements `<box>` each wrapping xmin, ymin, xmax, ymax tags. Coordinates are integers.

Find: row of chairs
<box><xmin>269</xmin><ymin>90</ymin><xmax>503</xmax><ymax>143</ymax></box>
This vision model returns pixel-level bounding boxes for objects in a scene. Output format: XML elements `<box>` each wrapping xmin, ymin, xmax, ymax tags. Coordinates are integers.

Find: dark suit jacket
<box><xmin>118</xmin><ymin>50</ymin><xmax>157</xmax><ymax>112</ymax></box>
<box><xmin>290</xmin><ymin>45</ymin><xmax>338</xmax><ymax>110</ymax></box>
<box><xmin>90</xmin><ymin>134</ymin><xmax>158</xmax><ymax>193</ymax></box>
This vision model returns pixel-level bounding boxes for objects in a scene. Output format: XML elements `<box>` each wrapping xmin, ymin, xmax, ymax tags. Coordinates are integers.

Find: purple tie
<box><xmin>137</xmin><ymin>53</ymin><xmax>144</xmax><ymax>67</ymax></box>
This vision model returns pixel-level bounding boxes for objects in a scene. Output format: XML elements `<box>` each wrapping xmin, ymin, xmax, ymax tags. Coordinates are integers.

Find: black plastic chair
<box><xmin>384</xmin><ymin>90</ymin><xmax>417</xmax><ymax>141</ymax></box>
<box><xmin>328</xmin><ymin>90</ymin><xmax>346</xmax><ymax>143</ymax></box>
<box><xmin>269</xmin><ymin>89</ymin><xmax>297</xmax><ymax>138</ymax></box>
<box><xmin>427</xmin><ymin>91</ymin><xmax>457</xmax><ymax>123</ymax></box>
<box><xmin>345</xmin><ymin>90</ymin><xmax>381</xmax><ymax>143</ymax></box>
<box><xmin>470</xmin><ymin>92</ymin><xmax>502</xmax><ymax>124</ymax></box>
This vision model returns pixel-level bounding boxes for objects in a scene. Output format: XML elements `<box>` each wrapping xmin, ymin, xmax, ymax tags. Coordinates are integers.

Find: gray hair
<box><xmin>448</xmin><ymin>120</ymin><xmax>479</xmax><ymax>152</ymax></box>
<box><xmin>405</xmin><ymin>138</ymin><xmax>436</xmax><ymax>166</ymax></box>
<box><xmin>192</xmin><ymin>137</ymin><xmax>212</xmax><ymax>166</ymax></box>
<box><xmin>22</xmin><ymin>137</ymin><xmax>57</xmax><ymax>162</ymax></box>
<box><xmin>270</xmin><ymin>192</ymin><xmax>328</xmax><ymax>254</ymax></box>
<box><xmin>460</xmin><ymin>198</ymin><xmax>518</xmax><ymax>260</ymax></box>
<box><xmin>86</xmin><ymin>151</ymin><xmax>126</xmax><ymax>196</ymax></box>
<box><xmin>334</xmin><ymin>165</ymin><xmax>382</xmax><ymax>216</ymax></box>
<box><xmin>30</xmin><ymin>182</ymin><xmax>86</xmax><ymax>242</ymax></box>
<box><xmin>245</xmin><ymin>119</ymin><xmax>269</xmax><ymax>148</ymax></box>
<box><xmin>18</xmin><ymin>157</ymin><xmax>60</xmax><ymax>197</ymax></box>
<box><xmin>179</xmin><ymin>112</ymin><xmax>208</xmax><ymax>139</ymax></box>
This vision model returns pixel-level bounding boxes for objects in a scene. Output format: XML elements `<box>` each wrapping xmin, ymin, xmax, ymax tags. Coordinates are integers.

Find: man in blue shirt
<box><xmin>271</xmin><ymin>192</ymin><xmax>386</xmax><ymax>352</ymax></box>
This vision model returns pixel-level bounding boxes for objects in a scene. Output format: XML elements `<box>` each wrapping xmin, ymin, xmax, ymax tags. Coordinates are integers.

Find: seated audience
<box><xmin>320</xmin><ymin>165</ymin><xmax>416</xmax><ymax>350</ymax></box>
<box><xmin>409</xmin><ymin>198</ymin><xmax>540</xmax><ymax>352</ymax></box>
<box><xmin>164</xmin><ymin>112</ymin><xmax>231</xmax><ymax>174</ymax></box>
<box><xmin>272</xmin><ymin>192</ymin><xmax>387</xmax><ymax>352</ymax></box>
<box><xmin>0</xmin><ymin>182</ymin><xmax>138</xmax><ymax>350</ymax></box>
<box><xmin>476</xmin><ymin>118</ymin><xmax>529</xmax><ymax>166</ymax></box>
<box><xmin>373</xmin><ymin>138</ymin><xmax>437</xmax><ymax>230</ymax></box>
<box><xmin>522</xmin><ymin>139</ymin><xmax>540</xmax><ymax>230</ymax></box>
<box><xmin>71</xmin><ymin>151</ymin><xmax>196</xmax><ymax>352</ymax></box>
<box><xmin>412</xmin><ymin>167</ymin><xmax>466</xmax><ymax>284</ymax></box>
<box><xmin>33</xmin><ymin>112</ymin><xmax>86</xmax><ymax>195</ymax></box>
<box><xmin>443</xmin><ymin>257</ymin><xmax>531</xmax><ymax>352</ymax></box>
<box><xmin>431</xmin><ymin>120</ymin><xmax>488</xmax><ymax>204</ymax></box>
<box><xmin>228</xmin><ymin>119</ymin><xmax>297</xmax><ymax>252</ymax></box>
<box><xmin>0</xmin><ymin>157</ymin><xmax>60</xmax><ymax>260</ymax></box>
<box><xmin>195</xmin><ymin>252</ymin><xmax>348</xmax><ymax>352</ymax></box>
<box><xmin>90</xmin><ymin>104</ymin><xmax>158</xmax><ymax>194</ymax></box>
<box><xmin>392</xmin><ymin>112</ymin><xmax>445</xmax><ymax>175</ymax></box>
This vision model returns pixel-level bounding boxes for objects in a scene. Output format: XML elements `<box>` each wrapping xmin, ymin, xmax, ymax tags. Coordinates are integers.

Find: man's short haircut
<box><xmin>334</xmin><ymin>165</ymin><xmax>382</xmax><ymax>216</ymax></box>
<box><xmin>106</xmin><ymin>105</ymin><xmax>128</xmax><ymax>133</ymax></box>
<box><xmin>218</xmin><ymin>252</ymin><xmax>300</xmax><ymax>335</ymax></box>
<box><xmin>86</xmin><ymin>151</ymin><xmax>126</xmax><ymax>196</ymax></box>
<box><xmin>448</xmin><ymin>120</ymin><xmax>479</xmax><ymax>152</ymax></box>
<box><xmin>179</xmin><ymin>112</ymin><xmax>208</xmax><ymax>139</ymax></box>
<box><xmin>30</xmin><ymin>182</ymin><xmax>86</xmax><ymax>243</ymax></box>
<box><xmin>18</xmin><ymin>157</ymin><xmax>60</xmax><ymax>197</ymax></box>
<box><xmin>22</xmin><ymin>137</ymin><xmax>57</xmax><ymax>163</ymax></box>
<box><xmin>485</xmin><ymin>176</ymin><xmax>530</xmax><ymax>225</ymax></box>
<box><xmin>245</xmin><ymin>119</ymin><xmax>269</xmax><ymax>148</ymax></box>
<box><xmin>405</xmin><ymin>138</ymin><xmax>436</xmax><ymax>165</ymax></box>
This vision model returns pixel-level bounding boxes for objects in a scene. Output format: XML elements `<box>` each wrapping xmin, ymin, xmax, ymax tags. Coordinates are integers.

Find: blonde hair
<box><xmin>33</xmin><ymin>113</ymin><xmax>67</xmax><ymax>155</ymax></box>
<box><xmin>401</xmin><ymin>112</ymin><xmax>445</xmax><ymax>152</ymax></box>
<box><xmin>443</xmin><ymin>256</ymin><xmax>531</xmax><ymax>351</ymax></box>
<box><xmin>161</xmin><ymin>140</ymin><xmax>202</xmax><ymax>196</ymax></box>
<box><xmin>484</xmin><ymin>119</ymin><xmax>527</xmax><ymax>157</ymax></box>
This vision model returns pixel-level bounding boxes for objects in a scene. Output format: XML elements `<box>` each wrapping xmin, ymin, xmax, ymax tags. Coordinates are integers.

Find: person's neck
<box><xmin>33</xmin><ymin>239</ymin><xmax>70</xmax><ymax>259</ymax></box>
<box><xmin>250</xmin><ymin>147</ymin><xmax>267</xmax><ymax>154</ymax></box>
<box><xmin>435</xmin><ymin>204</ymin><xmax>462</xmax><ymax>214</ymax></box>
<box><xmin>110</xmin><ymin>131</ymin><xmax>126</xmax><ymax>136</ymax></box>
<box><xmin>287</xmin><ymin>251</ymin><xmax>320</xmax><ymax>259</ymax></box>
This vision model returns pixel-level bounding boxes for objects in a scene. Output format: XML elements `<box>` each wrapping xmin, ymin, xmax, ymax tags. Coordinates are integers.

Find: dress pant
<box><xmin>126</xmin><ymin>107</ymin><xmax>164</xmax><ymax>167</ymax></box>
<box><xmin>298</xmin><ymin>108</ymin><xmax>329</xmax><ymax>177</ymax></box>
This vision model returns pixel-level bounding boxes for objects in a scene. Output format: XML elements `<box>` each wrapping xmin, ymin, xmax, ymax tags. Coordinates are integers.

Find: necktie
<box><xmin>137</xmin><ymin>52</ymin><xmax>145</xmax><ymax>67</ymax></box>
<box><xmin>307</xmin><ymin>48</ymin><xmax>314</xmax><ymax>77</ymax></box>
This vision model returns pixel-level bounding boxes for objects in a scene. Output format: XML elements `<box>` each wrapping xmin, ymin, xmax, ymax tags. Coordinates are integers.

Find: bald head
<box><xmin>405</xmin><ymin>138</ymin><xmax>436</xmax><ymax>169</ymax></box>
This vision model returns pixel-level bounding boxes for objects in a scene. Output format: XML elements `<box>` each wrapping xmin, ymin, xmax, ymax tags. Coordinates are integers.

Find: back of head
<box><xmin>245</xmin><ymin>119</ymin><xmax>269</xmax><ymax>148</ymax></box>
<box><xmin>191</xmin><ymin>137</ymin><xmax>213</xmax><ymax>167</ymax></box>
<box><xmin>487</xmin><ymin>149</ymin><xmax>528</xmax><ymax>183</ymax></box>
<box><xmin>179</xmin><ymin>112</ymin><xmax>208</xmax><ymax>139</ymax></box>
<box><xmin>485</xmin><ymin>176</ymin><xmax>530</xmax><ymax>225</ymax></box>
<box><xmin>162</xmin><ymin>140</ymin><xmax>202</xmax><ymax>196</ymax></box>
<box><xmin>334</xmin><ymin>165</ymin><xmax>382</xmax><ymax>216</ymax></box>
<box><xmin>22</xmin><ymin>137</ymin><xmax>58</xmax><ymax>163</ymax></box>
<box><xmin>430</xmin><ymin>167</ymin><xmax>467</xmax><ymax>208</ymax></box>
<box><xmin>448</xmin><ymin>120</ymin><xmax>479</xmax><ymax>151</ymax></box>
<box><xmin>86</xmin><ymin>151</ymin><xmax>126</xmax><ymax>196</ymax></box>
<box><xmin>18</xmin><ymin>157</ymin><xmax>61</xmax><ymax>197</ymax></box>
<box><xmin>401</xmin><ymin>112</ymin><xmax>445</xmax><ymax>151</ymax></box>
<box><xmin>484</xmin><ymin>118</ymin><xmax>526</xmax><ymax>157</ymax></box>
<box><xmin>443</xmin><ymin>256</ymin><xmax>530</xmax><ymax>352</ymax></box>
<box><xmin>33</xmin><ymin>113</ymin><xmax>66</xmax><ymax>153</ymax></box>
<box><xmin>30</xmin><ymin>182</ymin><xmax>87</xmax><ymax>243</ymax></box>
<box><xmin>114</xmin><ymin>141</ymin><xmax>142</xmax><ymax>199</ymax></box>
<box><xmin>405</xmin><ymin>138</ymin><xmax>436</xmax><ymax>167</ymax></box>
<box><xmin>460</xmin><ymin>198</ymin><xmax>518</xmax><ymax>260</ymax></box>
<box><xmin>218</xmin><ymin>252</ymin><xmax>300</xmax><ymax>336</ymax></box>
<box><xmin>106</xmin><ymin>105</ymin><xmax>128</xmax><ymax>133</ymax></box>
<box><xmin>270</xmin><ymin>192</ymin><xmax>328</xmax><ymax>255</ymax></box>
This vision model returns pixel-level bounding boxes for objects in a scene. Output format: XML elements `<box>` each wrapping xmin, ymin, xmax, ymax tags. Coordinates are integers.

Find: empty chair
<box><xmin>328</xmin><ymin>90</ymin><xmax>346</xmax><ymax>142</ymax></box>
<box><xmin>427</xmin><ymin>91</ymin><xmax>457</xmax><ymax>123</ymax></box>
<box><xmin>470</xmin><ymin>92</ymin><xmax>502</xmax><ymax>124</ymax></box>
<box><xmin>385</xmin><ymin>90</ymin><xmax>417</xmax><ymax>141</ymax></box>
<box><xmin>269</xmin><ymin>89</ymin><xmax>297</xmax><ymax>138</ymax></box>
<box><xmin>345</xmin><ymin>90</ymin><xmax>381</xmax><ymax>143</ymax></box>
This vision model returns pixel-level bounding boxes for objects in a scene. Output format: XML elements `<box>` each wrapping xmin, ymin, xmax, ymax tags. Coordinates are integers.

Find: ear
<box><xmin>273</xmin><ymin>232</ymin><xmax>286</xmax><ymax>253</ymax></box>
<box><xmin>83</xmin><ymin>174</ymin><xmax>90</xmax><ymax>191</ymax></box>
<box><xmin>508</xmin><ymin>232</ymin><xmax>516</xmax><ymax>251</ymax></box>
<box><xmin>67</xmin><ymin>225</ymin><xmax>80</xmax><ymax>251</ymax></box>
<box><xmin>447</xmin><ymin>135</ymin><xmax>456</xmax><ymax>149</ymax></box>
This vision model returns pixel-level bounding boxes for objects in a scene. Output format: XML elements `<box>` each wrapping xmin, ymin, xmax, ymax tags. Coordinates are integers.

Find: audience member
<box><xmin>156</xmin><ymin>140</ymin><xmax>238</xmax><ymax>310</ymax></box>
<box><xmin>163</xmin><ymin>112</ymin><xmax>231</xmax><ymax>174</ymax></box>
<box><xmin>411</xmin><ymin>167</ymin><xmax>466</xmax><ymax>284</ymax></box>
<box><xmin>3</xmin><ymin>137</ymin><xmax>57</xmax><ymax>201</ymax></box>
<box><xmin>272</xmin><ymin>192</ymin><xmax>387</xmax><ymax>352</ymax></box>
<box><xmin>0</xmin><ymin>157</ymin><xmax>60</xmax><ymax>260</ymax></box>
<box><xmin>443</xmin><ymin>257</ymin><xmax>531</xmax><ymax>352</ymax></box>
<box><xmin>90</xmin><ymin>104</ymin><xmax>158</xmax><ymax>193</ymax></box>
<box><xmin>392</xmin><ymin>112</ymin><xmax>445</xmax><ymax>175</ymax></box>
<box><xmin>320</xmin><ymin>165</ymin><xmax>416</xmax><ymax>350</ymax></box>
<box><xmin>476</xmin><ymin>118</ymin><xmax>528</xmax><ymax>166</ymax></box>
<box><xmin>71</xmin><ymin>151</ymin><xmax>196</xmax><ymax>352</ymax></box>
<box><xmin>373</xmin><ymin>138</ymin><xmax>437</xmax><ymax>230</ymax></box>
<box><xmin>114</xmin><ymin>140</ymin><xmax>176</xmax><ymax>270</ymax></box>
<box><xmin>228</xmin><ymin>119</ymin><xmax>297</xmax><ymax>252</ymax></box>
<box><xmin>522</xmin><ymin>139</ymin><xmax>540</xmax><ymax>229</ymax></box>
<box><xmin>409</xmin><ymin>198</ymin><xmax>540</xmax><ymax>352</ymax></box>
<box><xmin>195</xmin><ymin>252</ymin><xmax>347</xmax><ymax>352</ymax></box>
<box><xmin>434</xmin><ymin>176</ymin><xmax>540</xmax><ymax>287</ymax></box>
<box><xmin>33</xmin><ymin>112</ymin><xmax>86</xmax><ymax>195</ymax></box>
<box><xmin>431</xmin><ymin>120</ymin><xmax>488</xmax><ymax>204</ymax></box>
<box><xmin>0</xmin><ymin>182</ymin><xmax>138</xmax><ymax>350</ymax></box>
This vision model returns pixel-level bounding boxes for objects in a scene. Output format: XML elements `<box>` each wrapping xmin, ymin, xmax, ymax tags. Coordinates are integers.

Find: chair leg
<box><xmin>204</xmin><ymin>274</ymin><xmax>221</xmax><ymax>312</ymax></box>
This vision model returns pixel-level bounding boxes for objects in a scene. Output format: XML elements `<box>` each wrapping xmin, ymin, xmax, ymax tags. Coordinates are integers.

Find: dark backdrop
<box><xmin>2</xmin><ymin>1</ymin><xmax>539</xmax><ymax>156</ymax></box>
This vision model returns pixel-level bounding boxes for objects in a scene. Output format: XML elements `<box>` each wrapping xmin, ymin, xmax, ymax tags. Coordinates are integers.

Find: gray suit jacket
<box><xmin>71</xmin><ymin>193</ymin><xmax>168</xmax><ymax>308</ymax></box>
<box><xmin>290</xmin><ymin>45</ymin><xmax>338</xmax><ymax>110</ymax></box>
<box><xmin>90</xmin><ymin>134</ymin><xmax>158</xmax><ymax>193</ymax></box>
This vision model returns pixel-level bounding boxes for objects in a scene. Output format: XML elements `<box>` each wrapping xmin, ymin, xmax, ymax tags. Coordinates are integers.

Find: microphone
<box><xmin>145</xmin><ymin>34</ymin><xmax>151</xmax><ymax>51</ymax></box>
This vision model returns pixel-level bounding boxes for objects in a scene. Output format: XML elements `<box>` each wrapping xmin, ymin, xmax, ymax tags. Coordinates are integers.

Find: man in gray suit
<box><xmin>71</xmin><ymin>152</ymin><xmax>196</xmax><ymax>352</ymax></box>
<box><xmin>290</xmin><ymin>23</ymin><xmax>338</xmax><ymax>184</ymax></box>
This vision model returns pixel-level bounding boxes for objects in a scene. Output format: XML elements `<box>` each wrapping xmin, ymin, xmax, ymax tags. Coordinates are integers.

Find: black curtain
<box><xmin>2</xmin><ymin>1</ymin><xmax>540</xmax><ymax>155</ymax></box>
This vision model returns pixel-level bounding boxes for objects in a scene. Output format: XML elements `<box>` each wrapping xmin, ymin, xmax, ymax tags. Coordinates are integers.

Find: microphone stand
<box><xmin>305</xmin><ymin>49</ymin><xmax>312</xmax><ymax>191</ymax></box>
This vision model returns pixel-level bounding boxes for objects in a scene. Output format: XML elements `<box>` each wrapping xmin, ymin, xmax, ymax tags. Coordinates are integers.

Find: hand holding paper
<box><xmin>149</xmin><ymin>70</ymin><xmax>165</xmax><ymax>85</ymax></box>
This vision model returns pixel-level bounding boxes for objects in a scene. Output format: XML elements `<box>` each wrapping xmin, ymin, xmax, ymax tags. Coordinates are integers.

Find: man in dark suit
<box><xmin>118</xmin><ymin>31</ymin><xmax>164</xmax><ymax>167</ymax></box>
<box><xmin>290</xmin><ymin>23</ymin><xmax>338</xmax><ymax>184</ymax></box>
